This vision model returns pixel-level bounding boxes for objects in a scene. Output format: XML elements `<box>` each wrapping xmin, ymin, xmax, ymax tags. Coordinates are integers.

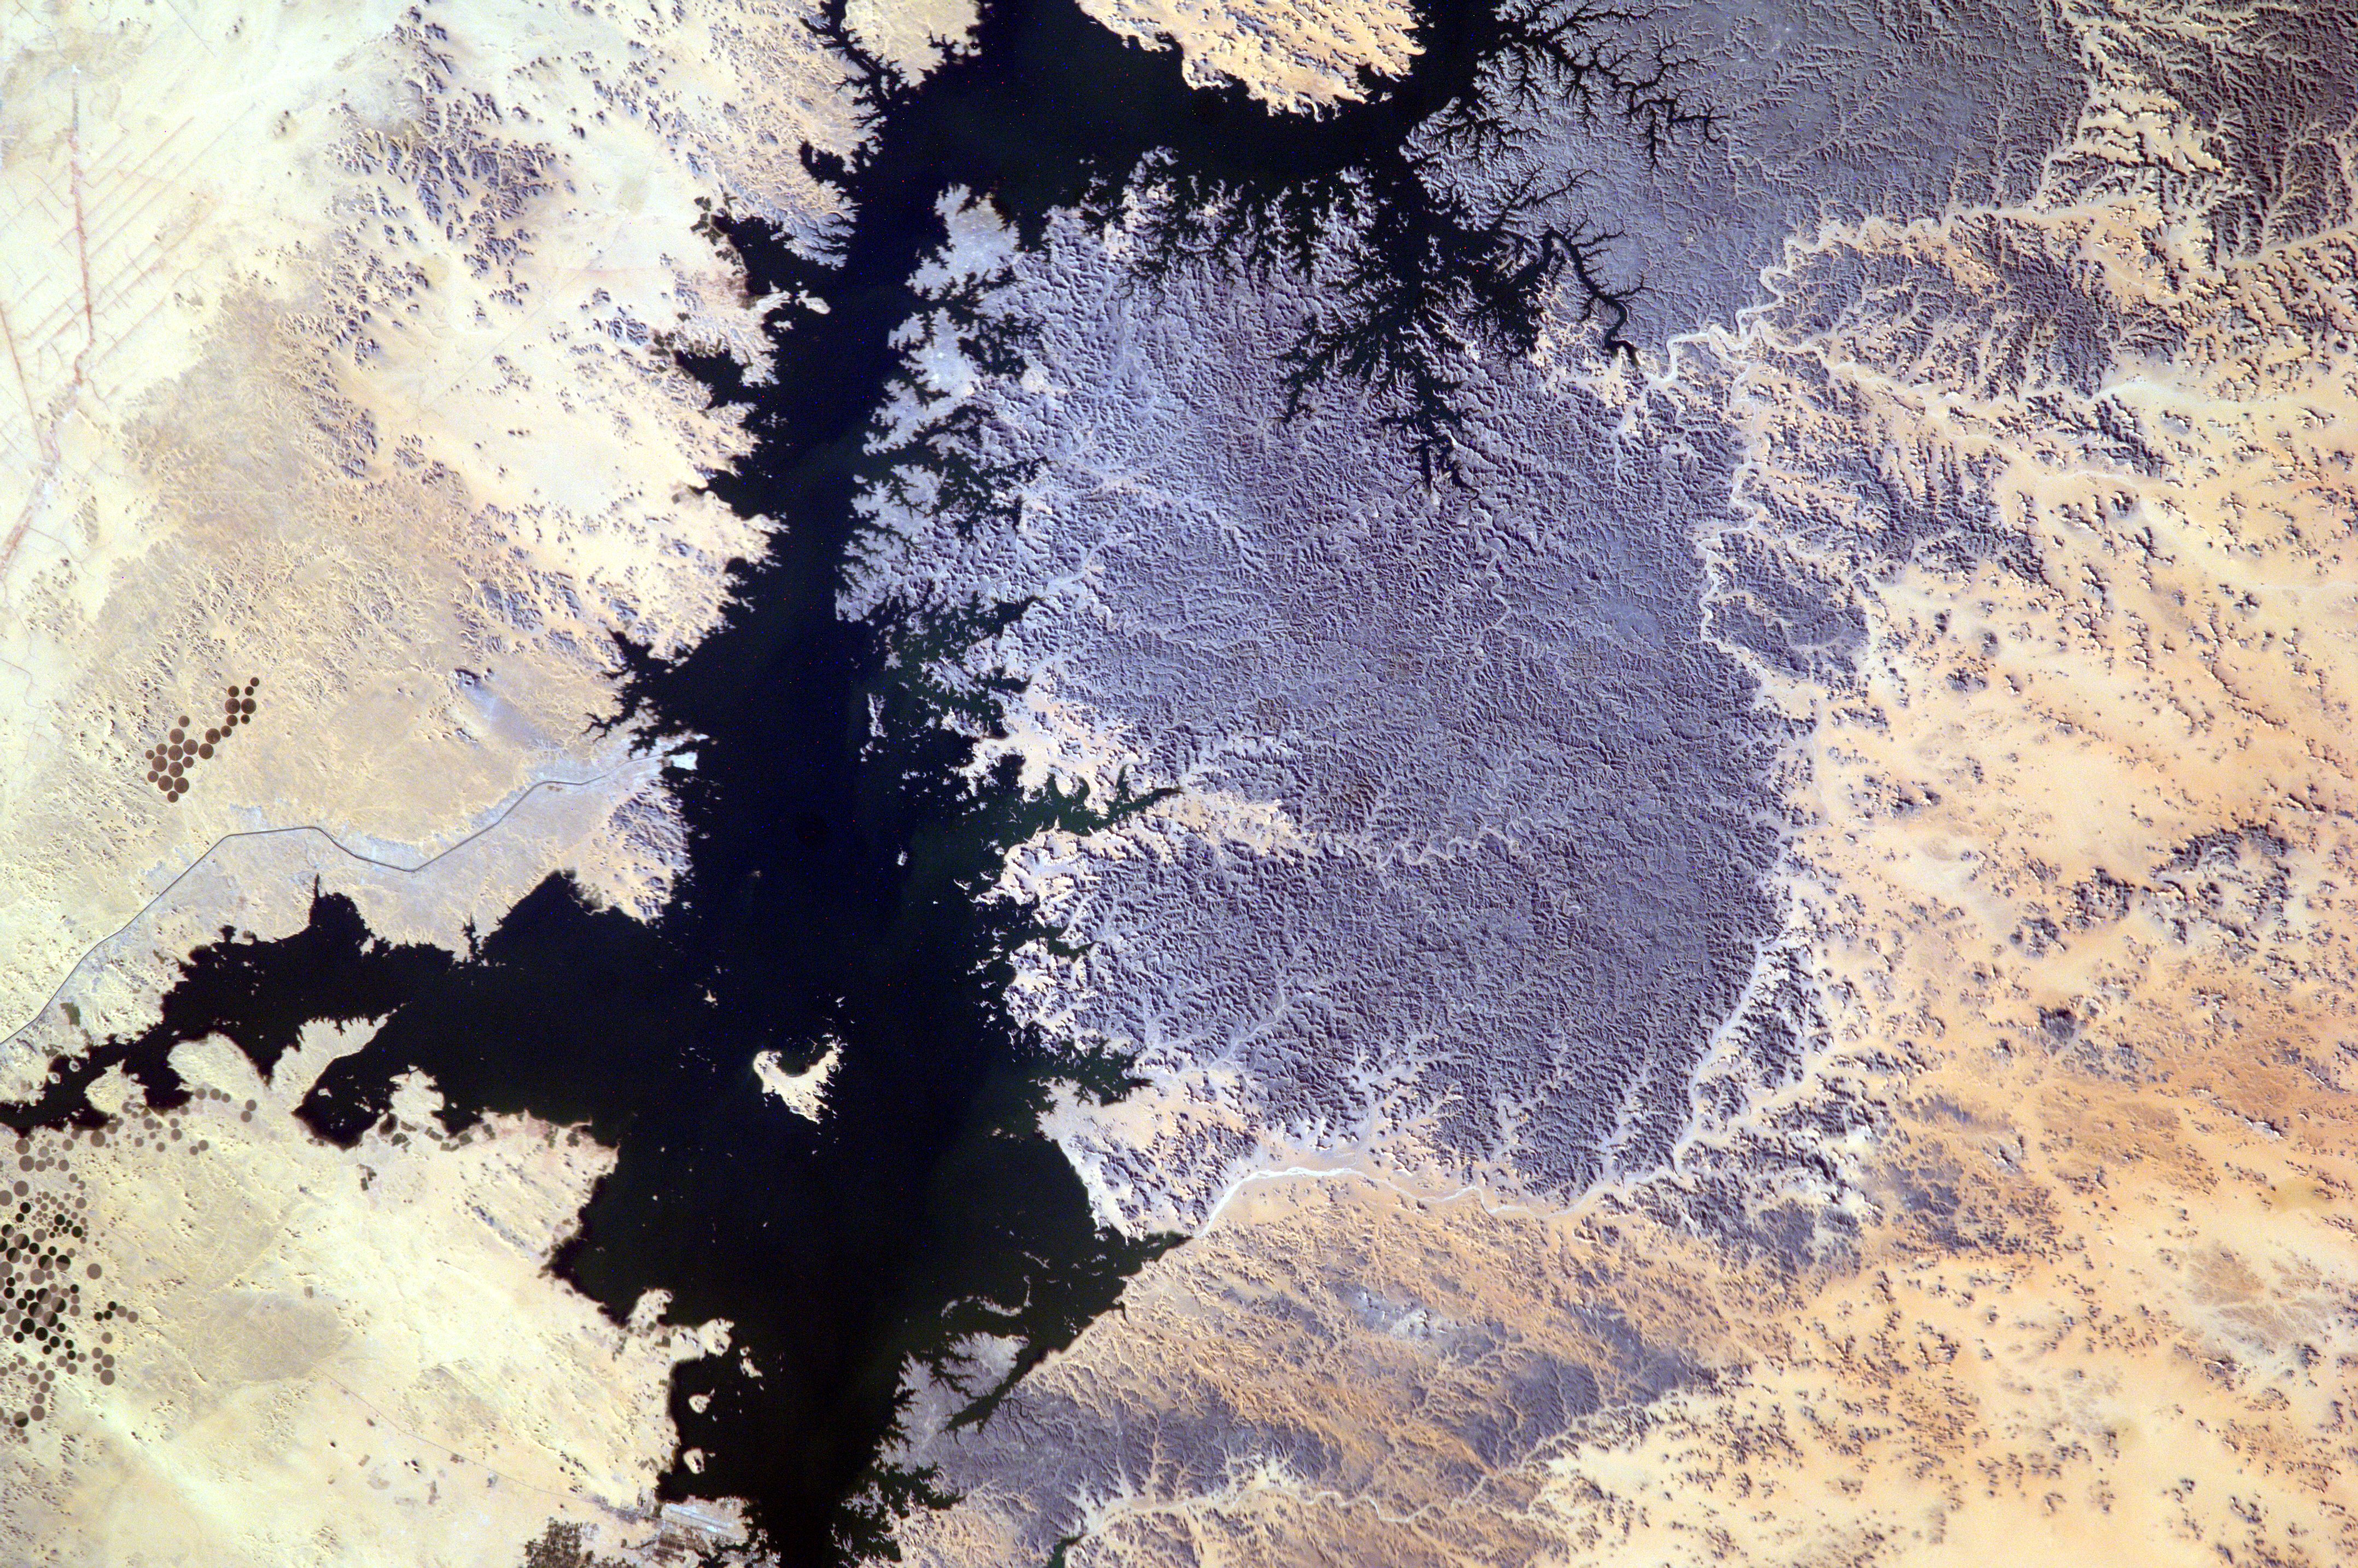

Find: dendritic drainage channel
<box><xmin>29</xmin><ymin>0</ymin><xmax>1719</xmax><ymax>1560</ymax></box>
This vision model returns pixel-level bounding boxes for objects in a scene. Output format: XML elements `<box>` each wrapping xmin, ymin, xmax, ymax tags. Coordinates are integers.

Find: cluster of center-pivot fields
<box><xmin>142</xmin><ymin>678</ymin><xmax>261</xmax><ymax>803</ymax></box>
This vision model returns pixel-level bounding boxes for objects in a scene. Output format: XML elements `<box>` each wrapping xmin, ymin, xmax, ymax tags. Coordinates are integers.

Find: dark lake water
<box><xmin>5</xmin><ymin>0</ymin><xmax>1623</xmax><ymax>1558</ymax></box>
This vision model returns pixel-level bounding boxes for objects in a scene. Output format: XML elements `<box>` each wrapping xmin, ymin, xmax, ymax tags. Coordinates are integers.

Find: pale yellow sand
<box><xmin>849</xmin><ymin>0</ymin><xmax>982</xmax><ymax>81</ymax></box>
<box><xmin>0</xmin><ymin>3</ymin><xmax>863</xmax><ymax>1559</ymax></box>
<box><xmin>0</xmin><ymin>1026</ymin><xmax>743</xmax><ymax>1566</ymax></box>
<box><xmin>753</xmin><ymin>1038</ymin><xmax>842</xmax><ymax>1122</ymax></box>
<box><xmin>1075</xmin><ymin>0</ymin><xmax>1420</xmax><ymax>113</ymax></box>
<box><xmin>0</xmin><ymin>0</ymin><xmax>860</xmax><ymax>1050</ymax></box>
<box><xmin>892</xmin><ymin>2</ymin><xmax>2358</xmax><ymax>1561</ymax></box>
